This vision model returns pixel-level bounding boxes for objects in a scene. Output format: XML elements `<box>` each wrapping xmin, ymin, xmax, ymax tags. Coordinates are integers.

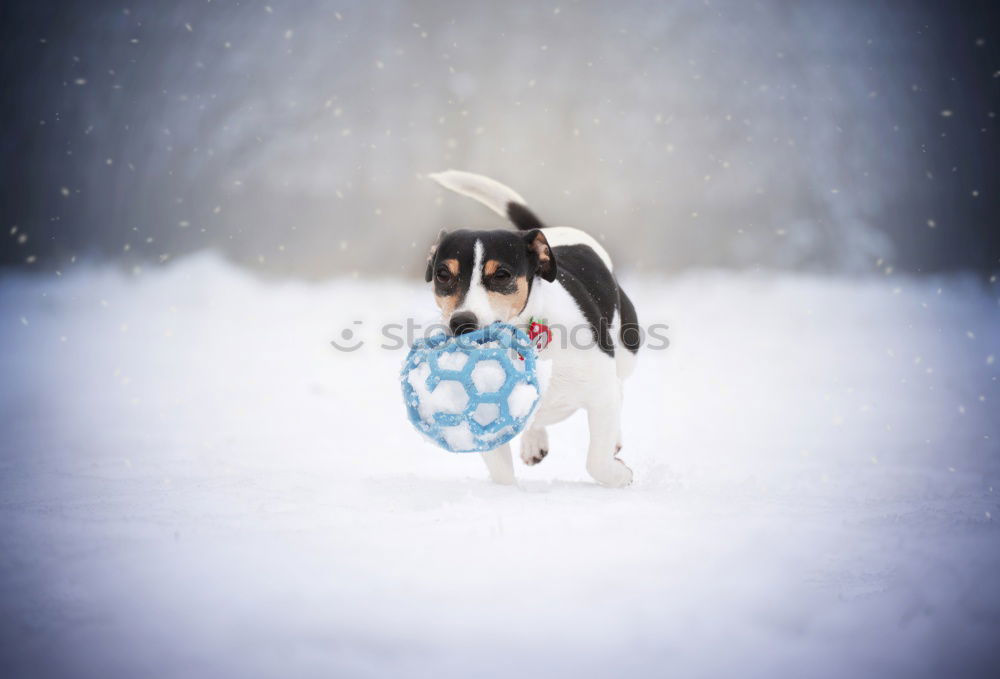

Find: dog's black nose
<box><xmin>449</xmin><ymin>311</ymin><xmax>478</xmax><ymax>336</ymax></box>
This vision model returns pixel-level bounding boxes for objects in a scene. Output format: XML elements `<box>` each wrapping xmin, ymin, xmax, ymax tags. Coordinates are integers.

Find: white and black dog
<box><xmin>425</xmin><ymin>171</ymin><xmax>640</xmax><ymax>487</ymax></box>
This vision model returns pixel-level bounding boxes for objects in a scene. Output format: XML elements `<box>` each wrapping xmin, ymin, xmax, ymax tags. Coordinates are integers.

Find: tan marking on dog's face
<box><xmin>484</xmin><ymin>259</ymin><xmax>501</xmax><ymax>277</ymax></box>
<box><xmin>435</xmin><ymin>292</ymin><xmax>458</xmax><ymax>316</ymax></box>
<box><xmin>486</xmin><ymin>275</ymin><xmax>529</xmax><ymax>320</ymax></box>
<box><xmin>433</xmin><ymin>258</ymin><xmax>461</xmax><ymax>315</ymax></box>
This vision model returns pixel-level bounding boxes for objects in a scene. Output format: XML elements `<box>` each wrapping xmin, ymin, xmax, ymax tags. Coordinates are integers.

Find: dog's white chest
<box><xmin>532</xmin><ymin>346</ymin><xmax>614</xmax><ymax>427</ymax></box>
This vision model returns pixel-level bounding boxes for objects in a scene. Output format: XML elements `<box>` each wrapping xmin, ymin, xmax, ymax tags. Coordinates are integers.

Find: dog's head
<box><xmin>425</xmin><ymin>228</ymin><xmax>556</xmax><ymax>335</ymax></box>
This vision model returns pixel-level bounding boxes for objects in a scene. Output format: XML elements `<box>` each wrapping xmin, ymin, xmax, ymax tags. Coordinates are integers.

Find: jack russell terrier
<box><xmin>425</xmin><ymin>171</ymin><xmax>640</xmax><ymax>487</ymax></box>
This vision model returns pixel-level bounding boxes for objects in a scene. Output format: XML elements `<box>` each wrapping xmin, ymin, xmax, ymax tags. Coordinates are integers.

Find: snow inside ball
<box><xmin>400</xmin><ymin>323</ymin><xmax>542</xmax><ymax>453</ymax></box>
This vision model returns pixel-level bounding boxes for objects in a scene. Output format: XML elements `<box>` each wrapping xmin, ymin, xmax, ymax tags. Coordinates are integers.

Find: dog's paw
<box><xmin>519</xmin><ymin>428</ymin><xmax>549</xmax><ymax>466</ymax></box>
<box><xmin>587</xmin><ymin>458</ymin><xmax>633</xmax><ymax>488</ymax></box>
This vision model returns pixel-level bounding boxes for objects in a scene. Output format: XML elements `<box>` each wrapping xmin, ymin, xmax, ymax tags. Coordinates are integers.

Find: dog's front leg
<box><xmin>519</xmin><ymin>426</ymin><xmax>549</xmax><ymax>466</ymax></box>
<box><xmin>585</xmin><ymin>387</ymin><xmax>633</xmax><ymax>488</ymax></box>
<box><xmin>481</xmin><ymin>442</ymin><xmax>515</xmax><ymax>485</ymax></box>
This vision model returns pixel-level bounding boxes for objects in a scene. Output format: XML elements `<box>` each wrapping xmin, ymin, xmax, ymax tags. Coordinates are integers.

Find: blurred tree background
<box><xmin>0</xmin><ymin>0</ymin><xmax>997</xmax><ymax>279</ymax></box>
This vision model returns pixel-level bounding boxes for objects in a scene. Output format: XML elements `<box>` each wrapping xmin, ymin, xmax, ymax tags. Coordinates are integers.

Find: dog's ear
<box><xmin>523</xmin><ymin>229</ymin><xmax>556</xmax><ymax>282</ymax></box>
<box><xmin>424</xmin><ymin>229</ymin><xmax>447</xmax><ymax>282</ymax></box>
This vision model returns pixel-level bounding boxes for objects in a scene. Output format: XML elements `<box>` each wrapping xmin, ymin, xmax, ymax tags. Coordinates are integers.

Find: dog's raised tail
<box><xmin>428</xmin><ymin>170</ymin><xmax>545</xmax><ymax>231</ymax></box>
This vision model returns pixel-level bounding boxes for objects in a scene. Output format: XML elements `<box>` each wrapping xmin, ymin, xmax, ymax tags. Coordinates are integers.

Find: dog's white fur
<box><xmin>430</xmin><ymin>170</ymin><xmax>635</xmax><ymax>487</ymax></box>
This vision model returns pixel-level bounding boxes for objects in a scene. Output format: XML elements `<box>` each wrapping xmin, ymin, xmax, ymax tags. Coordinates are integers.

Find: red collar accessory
<box><xmin>527</xmin><ymin>317</ymin><xmax>552</xmax><ymax>352</ymax></box>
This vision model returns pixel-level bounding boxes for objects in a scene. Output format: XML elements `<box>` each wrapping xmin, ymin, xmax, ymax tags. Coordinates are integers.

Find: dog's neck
<box><xmin>513</xmin><ymin>278</ymin><xmax>557</xmax><ymax>326</ymax></box>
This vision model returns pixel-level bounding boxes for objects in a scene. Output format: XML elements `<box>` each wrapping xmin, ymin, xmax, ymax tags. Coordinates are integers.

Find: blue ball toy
<box><xmin>401</xmin><ymin>323</ymin><xmax>542</xmax><ymax>452</ymax></box>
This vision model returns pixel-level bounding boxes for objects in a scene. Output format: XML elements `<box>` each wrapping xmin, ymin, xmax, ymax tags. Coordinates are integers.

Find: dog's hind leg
<box><xmin>481</xmin><ymin>442</ymin><xmax>515</xmax><ymax>485</ymax></box>
<box><xmin>519</xmin><ymin>427</ymin><xmax>549</xmax><ymax>466</ymax></box>
<box><xmin>584</xmin><ymin>371</ymin><xmax>633</xmax><ymax>488</ymax></box>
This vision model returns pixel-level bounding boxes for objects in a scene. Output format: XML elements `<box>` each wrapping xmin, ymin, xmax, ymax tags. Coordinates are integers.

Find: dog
<box><xmin>425</xmin><ymin>170</ymin><xmax>640</xmax><ymax>487</ymax></box>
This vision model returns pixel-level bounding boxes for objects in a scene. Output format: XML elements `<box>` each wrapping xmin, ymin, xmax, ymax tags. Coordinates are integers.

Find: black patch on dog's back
<box><xmin>617</xmin><ymin>287</ymin><xmax>640</xmax><ymax>354</ymax></box>
<box><xmin>553</xmin><ymin>244</ymin><xmax>627</xmax><ymax>357</ymax></box>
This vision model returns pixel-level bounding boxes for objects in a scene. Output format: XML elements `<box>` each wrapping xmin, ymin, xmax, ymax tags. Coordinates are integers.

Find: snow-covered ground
<box><xmin>1</xmin><ymin>255</ymin><xmax>998</xmax><ymax>678</ymax></box>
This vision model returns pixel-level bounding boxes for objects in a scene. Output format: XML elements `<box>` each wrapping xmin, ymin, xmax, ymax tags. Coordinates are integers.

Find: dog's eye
<box><xmin>435</xmin><ymin>268</ymin><xmax>453</xmax><ymax>283</ymax></box>
<box><xmin>493</xmin><ymin>268</ymin><xmax>511</xmax><ymax>281</ymax></box>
